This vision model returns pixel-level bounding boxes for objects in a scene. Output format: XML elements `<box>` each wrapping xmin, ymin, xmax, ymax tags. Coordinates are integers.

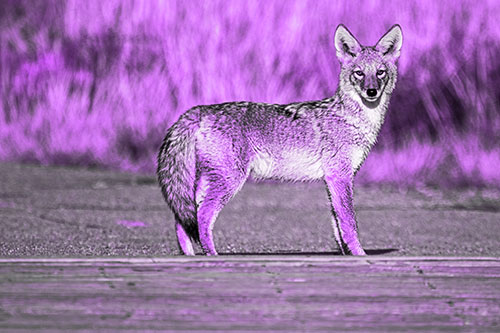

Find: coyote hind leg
<box><xmin>196</xmin><ymin>172</ymin><xmax>247</xmax><ymax>256</ymax></box>
<box><xmin>175</xmin><ymin>217</ymin><xmax>195</xmax><ymax>256</ymax></box>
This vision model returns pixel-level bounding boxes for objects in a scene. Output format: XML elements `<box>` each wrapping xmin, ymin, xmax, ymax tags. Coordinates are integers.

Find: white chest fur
<box><xmin>350</xmin><ymin>146</ymin><xmax>368</xmax><ymax>173</ymax></box>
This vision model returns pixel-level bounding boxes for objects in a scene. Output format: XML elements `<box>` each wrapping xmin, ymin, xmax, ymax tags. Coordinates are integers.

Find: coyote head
<box><xmin>334</xmin><ymin>24</ymin><xmax>403</xmax><ymax>107</ymax></box>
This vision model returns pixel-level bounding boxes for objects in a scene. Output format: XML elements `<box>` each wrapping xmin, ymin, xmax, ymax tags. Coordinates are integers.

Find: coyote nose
<box><xmin>367</xmin><ymin>89</ymin><xmax>377</xmax><ymax>97</ymax></box>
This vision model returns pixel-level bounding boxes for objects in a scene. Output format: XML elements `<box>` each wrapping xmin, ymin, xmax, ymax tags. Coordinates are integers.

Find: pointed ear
<box><xmin>375</xmin><ymin>24</ymin><xmax>403</xmax><ymax>60</ymax></box>
<box><xmin>334</xmin><ymin>24</ymin><xmax>362</xmax><ymax>63</ymax></box>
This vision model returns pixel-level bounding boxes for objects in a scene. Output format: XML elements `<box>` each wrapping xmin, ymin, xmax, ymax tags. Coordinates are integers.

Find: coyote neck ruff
<box><xmin>157</xmin><ymin>24</ymin><xmax>403</xmax><ymax>256</ymax></box>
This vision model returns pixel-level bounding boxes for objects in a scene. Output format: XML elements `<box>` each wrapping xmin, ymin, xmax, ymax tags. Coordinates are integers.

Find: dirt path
<box><xmin>0</xmin><ymin>162</ymin><xmax>499</xmax><ymax>256</ymax></box>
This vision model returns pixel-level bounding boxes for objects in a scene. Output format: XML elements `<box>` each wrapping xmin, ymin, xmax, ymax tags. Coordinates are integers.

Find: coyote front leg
<box><xmin>324</xmin><ymin>174</ymin><xmax>366</xmax><ymax>255</ymax></box>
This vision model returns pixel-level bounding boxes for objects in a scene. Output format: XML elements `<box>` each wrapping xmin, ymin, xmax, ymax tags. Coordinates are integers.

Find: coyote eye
<box><xmin>376</xmin><ymin>70</ymin><xmax>386</xmax><ymax>78</ymax></box>
<box><xmin>353</xmin><ymin>70</ymin><xmax>364</xmax><ymax>79</ymax></box>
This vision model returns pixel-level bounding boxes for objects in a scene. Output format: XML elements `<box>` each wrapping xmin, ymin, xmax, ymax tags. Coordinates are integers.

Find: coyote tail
<box><xmin>157</xmin><ymin>109</ymin><xmax>200</xmax><ymax>243</ymax></box>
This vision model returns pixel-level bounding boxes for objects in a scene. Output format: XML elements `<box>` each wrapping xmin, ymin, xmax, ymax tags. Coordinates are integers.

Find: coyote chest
<box><xmin>250</xmin><ymin>148</ymin><xmax>324</xmax><ymax>181</ymax></box>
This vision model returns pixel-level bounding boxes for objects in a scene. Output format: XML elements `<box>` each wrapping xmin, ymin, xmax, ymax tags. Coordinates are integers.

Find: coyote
<box><xmin>158</xmin><ymin>24</ymin><xmax>403</xmax><ymax>256</ymax></box>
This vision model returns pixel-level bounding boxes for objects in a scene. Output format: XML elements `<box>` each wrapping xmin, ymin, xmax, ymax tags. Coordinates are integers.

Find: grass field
<box><xmin>1</xmin><ymin>0</ymin><xmax>499</xmax><ymax>187</ymax></box>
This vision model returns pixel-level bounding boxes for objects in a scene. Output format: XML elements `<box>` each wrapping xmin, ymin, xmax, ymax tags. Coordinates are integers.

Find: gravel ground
<box><xmin>0</xmin><ymin>162</ymin><xmax>499</xmax><ymax>257</ymax></box>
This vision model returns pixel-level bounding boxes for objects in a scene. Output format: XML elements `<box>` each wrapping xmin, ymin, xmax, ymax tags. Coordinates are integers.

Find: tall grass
<box><xmin>1</xmin><ymin>0</ymin><xmax>499</xmax><ymax>187</ymax></box>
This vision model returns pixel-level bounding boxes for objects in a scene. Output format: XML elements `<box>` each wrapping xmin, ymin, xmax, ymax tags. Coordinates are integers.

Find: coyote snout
<box><xmin>158</xmin><ymin>24</ymin><xmax>403</xmax><ymax>256</ymax></box>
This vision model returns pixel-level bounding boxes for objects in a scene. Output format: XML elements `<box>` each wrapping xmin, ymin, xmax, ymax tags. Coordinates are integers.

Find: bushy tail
<box><xmin>157</xmin><ymin>108</ymin><xmax>200</xmax><ymax>243</ymax></box>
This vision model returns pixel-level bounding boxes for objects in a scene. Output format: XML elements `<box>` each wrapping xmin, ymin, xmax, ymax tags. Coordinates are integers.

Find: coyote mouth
<box><xmin>361</xmin><ymin>95</ymin><xmax>381</xmax><ymax>108</ymax></box>
<box><xmin>364</xmin><ymin>96</ymin><xmax>378</xmax><ymax>102</ymax></box>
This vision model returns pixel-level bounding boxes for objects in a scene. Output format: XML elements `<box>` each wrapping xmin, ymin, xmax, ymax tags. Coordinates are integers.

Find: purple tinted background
<box><xmin>1</xmin><ymin>0</ymin><xmax>499</xmax><ymax>187</ymax></box>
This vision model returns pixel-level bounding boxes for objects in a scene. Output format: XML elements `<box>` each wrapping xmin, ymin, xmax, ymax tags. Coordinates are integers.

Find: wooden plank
<box><xmin>0</xmin><ymin>257</ymin><xmax>499</xmax><ymax>331</ymax></box>
<box><xmin>1</xmin><ymin>256</ymin><xmax>500</xmax><ymax>263</ymax></box>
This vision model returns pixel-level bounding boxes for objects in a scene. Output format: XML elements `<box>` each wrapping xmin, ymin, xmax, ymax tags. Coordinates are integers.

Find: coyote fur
<box><xmin>158</xmin><ymin>24</ymin><xmax>403</xmax><ymax>255</ymax></box>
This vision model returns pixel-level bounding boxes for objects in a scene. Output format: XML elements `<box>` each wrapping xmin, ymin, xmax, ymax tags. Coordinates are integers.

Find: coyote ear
<box><xmin>334</xmin><ymin>24</ymin><xmax>362</xmax><ymax>63</ymax></box>
<box><xmin>375</xmin><ymin>24</ymin><xmax>403</xmax><ymax>60</ymax></box>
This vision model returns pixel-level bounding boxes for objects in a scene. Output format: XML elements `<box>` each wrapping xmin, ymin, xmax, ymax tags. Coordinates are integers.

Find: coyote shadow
<box><xmin>220</xmin><ymin>248</ymin><xmax>398</xmax><ymax>256</ymax></box>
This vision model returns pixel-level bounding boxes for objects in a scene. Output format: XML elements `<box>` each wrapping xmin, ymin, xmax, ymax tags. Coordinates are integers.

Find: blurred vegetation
<box><xmin>0</xmin><ymin>0</ymin><xmax>499</xmax><ymax>187</ymax></box>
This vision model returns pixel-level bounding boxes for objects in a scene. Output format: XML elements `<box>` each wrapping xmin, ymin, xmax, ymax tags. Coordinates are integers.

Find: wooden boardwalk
<box><xmin>0</xmin><ymin>257</ymin><xmax>499</xmax><ymax>331</ymax></box>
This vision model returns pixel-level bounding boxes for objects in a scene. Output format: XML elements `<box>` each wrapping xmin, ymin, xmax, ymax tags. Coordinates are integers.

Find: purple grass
<box><xmin>0</xmin><ymin>0</ymin><xmax>499</xmax><ymax>187</ymax></box>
